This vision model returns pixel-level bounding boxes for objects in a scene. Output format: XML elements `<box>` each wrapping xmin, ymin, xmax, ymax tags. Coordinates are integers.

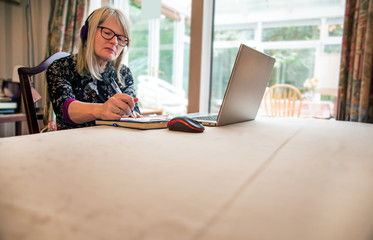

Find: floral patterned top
<box><xmin>46</xmin><ymin>54</ymin><xmax>140</xmax><ymax>130</ymax></box>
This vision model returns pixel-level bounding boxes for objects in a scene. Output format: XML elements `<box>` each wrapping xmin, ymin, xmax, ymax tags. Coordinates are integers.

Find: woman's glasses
<box><xmin>97</xmin><ymin>26</ymin><xmax>129</xmax><ymax>47</ymax></box>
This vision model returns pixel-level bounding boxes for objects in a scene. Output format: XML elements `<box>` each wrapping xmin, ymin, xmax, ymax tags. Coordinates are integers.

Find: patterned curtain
<box><xmin>42</xmin><ymin>0</ymin><xmax>89</xmax><ymax>131</ymax></box>
<box><xmin>336</xmin><ymin>0</ymin><xmax>373</xmax><ymax>123</ymax></box>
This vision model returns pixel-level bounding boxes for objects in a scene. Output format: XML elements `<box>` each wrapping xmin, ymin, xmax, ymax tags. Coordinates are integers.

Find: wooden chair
<box><xmin>18</xmin><ymin>52</ymin><xmax>69</xmax><ymax>134</ymax></box>
<box><xmin>263</xmin><ymin>84</ymin><xmax>303</xmax><ymax>117</ymax></box>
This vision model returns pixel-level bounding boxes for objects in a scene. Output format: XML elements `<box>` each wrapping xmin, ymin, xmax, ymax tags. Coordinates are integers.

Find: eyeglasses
<box><xmin>97</xmin><ymin>26</ymin><xmax>129</xmax><ymax>47</ymax></box>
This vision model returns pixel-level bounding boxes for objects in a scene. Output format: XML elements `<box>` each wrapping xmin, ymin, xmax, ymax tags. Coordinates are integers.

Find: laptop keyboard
<box><xmin>192</xmin><ymin>115</ymin><xmax>218</xmax><ymax>121</ymax></box>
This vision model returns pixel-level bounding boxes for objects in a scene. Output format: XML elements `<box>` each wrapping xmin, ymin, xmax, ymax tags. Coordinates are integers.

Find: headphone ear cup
<box><xmin>80</xmin><ymin>24</ymin><xmax>88</xmax><ymax>42</ymax></box>
<box><xmin>80</xmin><ymin>10</ymin><xmax>96</xmax><ymax>44</ymax></box>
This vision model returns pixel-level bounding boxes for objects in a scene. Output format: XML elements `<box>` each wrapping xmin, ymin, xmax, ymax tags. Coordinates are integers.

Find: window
<box><xmin>210</xmin><ymin>0</ymin><xmax>345</xmax><ymax>116</ymax></box>
<box><xmin>105</xmin><ymin>0</ymin><xmax>191</xmax><ymax>114</ymax></box>
<box><xmin>128</xmin><ymin>2</ymin><xmax>149</xmax><ymax>84</ymax></box>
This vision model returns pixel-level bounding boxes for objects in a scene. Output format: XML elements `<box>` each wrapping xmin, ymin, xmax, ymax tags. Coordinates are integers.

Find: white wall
<box><xmin>0</xmin><ymin>0</ymin><xmax>50</xmax><ymax>137</ymax></box>
<box><xmin>0</xmin><ymin>0</ymin><xmax>50</xmax><ymax>79</ymax></box>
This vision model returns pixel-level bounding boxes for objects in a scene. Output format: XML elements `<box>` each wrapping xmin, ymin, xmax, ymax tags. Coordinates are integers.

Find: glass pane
<box><xmin>328</xmin><ymin>24</ymin><xmax>343</xmax><ymax>37</ymax></box>
<box><xmin>215</xmin><ymin>0</ymin><xmax>344</xmax><ymax>14</ymax></box>
<box><xmin>125</xmin><ymin>0</ymin><xmax>191</xmax><ymax>115</ymax></box>
<box><xmin>210</xmin><ymin>47</ymin><xmax>239</xmax><ymax>113</ymax></box>
<box><xmin>159</xmin><ymin>17</ymin><xmax>174</xmax><ymax>84</ymax></box>
<box><xmin>183</xmin><ymin>41</ymin><xmax>190</xmax><ymax>93</ymax></box>
<box><xmin>262</xmin><ymin>26</ymin><xmax>320</xmax><ymax>41</ymax></box>
<box><xmin>325</xmin><ymin>44</ymin><xmax>342</xmax><ymax>53</ymax></box>
<box><xmin>128</xmin><ymin>2</ymin><xmax>149</xmax><ymax>87</ymax></box>
<box><xmin>215</xmin><ymin>29</ymin><xmax>255</xmax><ymax>41</ymax></box>
<box><xmin>211</xmin><ymin>0</ymin><xmax>345</xmax><ymax>117</ymax></box>
<box><xmin>264</xmin><ymin>48</ymin><xmax>316</xmax><ymax>88</ymax></box>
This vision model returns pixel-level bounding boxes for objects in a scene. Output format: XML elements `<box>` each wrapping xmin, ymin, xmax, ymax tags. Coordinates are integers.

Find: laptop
<box><xmin>189</xmin><ymin>44</ymin><xmax>276</xmax><ymax>126</ymax></box>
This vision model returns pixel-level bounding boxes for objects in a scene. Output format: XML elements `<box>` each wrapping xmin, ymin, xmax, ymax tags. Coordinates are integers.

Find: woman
<box><xmin>47</xmin><ymin>6</ymin><xmax>141</xmax><ymax>130</ymax></box>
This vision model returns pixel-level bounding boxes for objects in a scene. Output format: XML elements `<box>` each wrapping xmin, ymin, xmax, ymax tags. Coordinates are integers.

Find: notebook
<box><xmin>95</xmin><ymin>117</ymin><xmax>169</xmax><ymax>130</ymax></box>
<box><xmin>189</xmin><ymin>44</ymin><xmax>276</xmax><ymax>126</ymax></box>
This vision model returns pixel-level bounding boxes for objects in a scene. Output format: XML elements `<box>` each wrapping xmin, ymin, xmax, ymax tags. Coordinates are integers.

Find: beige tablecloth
<box><xmin>1</xmin><ymin>117</ymin><xmax>373</xmax><ymax>240</ymax></box>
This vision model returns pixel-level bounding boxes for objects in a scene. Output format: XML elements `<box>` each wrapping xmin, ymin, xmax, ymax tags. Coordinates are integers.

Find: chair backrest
<box><xmin>263</xmin><ymin>84</ymin><xmax>303</xmax><ymax>117</ymax></box>
<box><xmin>18</xmin><ymin>52</ymin><xmax>69</xmax><ymax>134</ymax></box>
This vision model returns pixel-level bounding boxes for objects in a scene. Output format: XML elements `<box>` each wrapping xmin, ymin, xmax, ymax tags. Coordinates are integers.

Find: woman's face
<box><xmin>94</xmin><ymin>16</ymin><xmax>125</xmax><ymax>69</ymax></box>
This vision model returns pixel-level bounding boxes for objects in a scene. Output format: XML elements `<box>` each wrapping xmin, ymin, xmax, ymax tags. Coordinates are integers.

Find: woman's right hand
<box><xmin>98</xmin><ymin>93</ymin><xmax>138</xmax><ymax>120</ymax></box>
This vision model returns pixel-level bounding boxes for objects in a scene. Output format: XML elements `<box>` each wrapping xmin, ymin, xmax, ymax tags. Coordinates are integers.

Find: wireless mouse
<box><xmin>167</xmin><ymin>116</ymin><xmax>205</xmax><ymax>133</ymax></box>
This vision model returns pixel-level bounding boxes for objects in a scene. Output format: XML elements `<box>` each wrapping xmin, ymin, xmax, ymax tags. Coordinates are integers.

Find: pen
<box><xmin>129</xmin><ymin>107</ymin><xmax>136</xmax><ymax>119</ymax></box>
<box><xmin>110</xmin><ymin>80</ymin><xmax>136</xmax><ymax>118</ymax></box>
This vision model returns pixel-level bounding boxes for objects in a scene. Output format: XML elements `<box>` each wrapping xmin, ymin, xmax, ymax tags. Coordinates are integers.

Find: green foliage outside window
<box><xmin>325</xmin><ymin>44</ymin><xmax>342</xmax><ymax>53</ymax></box>
<box><xmin>214</xmin><ymin>29</ymin><xmax>255</xmax><ymax>41</ymax></box>
<box><xmin>159</xmin><ymin>18</ymin><xmax>174</xmax><ymax>84</ymax></box>
<box><xmin>328</xmin><ymin>24</ymin><xmax>343</xmax><ymax>37</ymax></box>
<box><xmin>265</xmin><ymin>48</ymin><xmax>315</xmax><ymax>88</ymax></box>
<box><xmin>262</xmin><ymin>25</ymin><xmax>320</xmax><ymax>41</ymax></box>
<box><xmin>128</xmin><ymin>2</ymin><xmax>148</xmax><ymax>88</ymax></box>
<box><xmin>210</xmin><ymin>47</ymin><xmax>239</xmax><ymax>112</ymax></box>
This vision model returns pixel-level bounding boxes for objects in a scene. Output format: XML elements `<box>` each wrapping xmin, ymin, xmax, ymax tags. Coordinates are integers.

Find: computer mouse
<box><xmin>167</xmin><ymin>116</ymin><xmax>205</xmax><ymax>133</ymax></box>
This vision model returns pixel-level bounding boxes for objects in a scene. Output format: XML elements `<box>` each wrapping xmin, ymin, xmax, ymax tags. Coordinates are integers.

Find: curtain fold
<box><xmin>42</xmin><ymin>0</ymin><xmax>89</xmax><ymax>131</ymax></box>
<box><xmin>336</xmin><ymin>0</ymin><xmax>373</xmax><ymax>123</ymax></box>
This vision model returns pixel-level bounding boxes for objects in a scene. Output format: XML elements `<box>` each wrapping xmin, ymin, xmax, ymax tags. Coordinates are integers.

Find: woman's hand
<box><xmin>133</xmin><ymin>111</ymin><xmax>143</xmax><ymax>118</ymax></box>
<box><xmin>98</xmin><ymin>93</ymin><xmax>139</xmax><ymax>120</ymax></box>
<box><xmin>67</xmin><ymin>94</ymin><xmax>141</xmax><ymax>124</ymax></box>
<box><xmin>122</xmin><ymin>110</ymin><xmax>143</xmax><ymax>118</ymax></box>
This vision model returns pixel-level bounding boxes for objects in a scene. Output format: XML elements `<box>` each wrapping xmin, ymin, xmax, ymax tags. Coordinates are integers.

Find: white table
<box><xmin>1</xmin><ymin>117</ymin><xmax>373</xmax><ymax>240</ymax></box>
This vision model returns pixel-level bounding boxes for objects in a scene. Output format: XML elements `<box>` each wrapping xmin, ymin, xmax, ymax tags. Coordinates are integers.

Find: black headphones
<box><xmin>80</xmin><ymin>10</ymin><xmax>96</xmax><ymax>43</ymax></box>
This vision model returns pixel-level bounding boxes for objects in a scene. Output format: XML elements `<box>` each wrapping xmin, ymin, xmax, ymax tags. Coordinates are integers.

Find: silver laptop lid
<box><xmin>216</xmin><ymin>44</ymin><xmax>276</xmax><ymax>126</ymax></box>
